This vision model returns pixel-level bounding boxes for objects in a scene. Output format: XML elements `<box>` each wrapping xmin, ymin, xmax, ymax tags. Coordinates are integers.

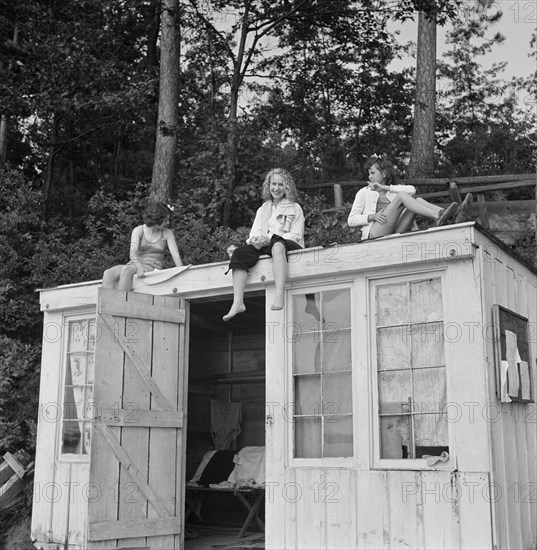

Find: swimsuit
<box><xmin>129</xmin><ymin>230</ymin><xmax>166</xmax><ymax>270</ymax></box>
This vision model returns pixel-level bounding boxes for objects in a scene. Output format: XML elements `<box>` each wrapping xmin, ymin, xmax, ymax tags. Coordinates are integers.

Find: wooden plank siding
<box><xmin>33</xmin><ymin>225</ymin><xmax>536</xmax><ymax>550</ymax></box>
<box><xmin>476</xmin><ymin>231</ymin><xmax>537</xmax><ymax>550</ymax></box>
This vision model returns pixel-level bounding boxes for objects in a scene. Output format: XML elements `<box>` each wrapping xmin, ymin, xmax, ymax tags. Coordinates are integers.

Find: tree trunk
<box><xmin>223</xmin><ymin>88</ymin><xmax>239</xmax><ymax>228</ymax></box>
<box><xmin>408</xmin><ymin>11</ymin><xmax>437</xmax><ymax>178</ymax></box>
<box><xmin>150</xmin><ymin>0</ymin><xmax>179</xmax><ymax>203</ymax></box>
<box><xmin>0</xmin><ymin>116</ymin><xmax>7</xmax><ymax>169</ymax></box>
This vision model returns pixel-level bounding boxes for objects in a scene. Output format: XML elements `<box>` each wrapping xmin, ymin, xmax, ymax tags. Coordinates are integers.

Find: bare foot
<box><xmin>223</xmin><ymin>303</ymin><xmax>246</xmax><ymax>321</ymax></box>
<box><xmin>271</xmin><ymin>296</ymin><xmax>285</xmax><ymax>310</ymax></box>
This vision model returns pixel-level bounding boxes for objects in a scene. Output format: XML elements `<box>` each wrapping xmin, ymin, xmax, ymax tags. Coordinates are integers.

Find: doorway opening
<box><xmin>185</xmin><ymin>293</ymin><xmax>266</xmax><ymax>549</ymax></box>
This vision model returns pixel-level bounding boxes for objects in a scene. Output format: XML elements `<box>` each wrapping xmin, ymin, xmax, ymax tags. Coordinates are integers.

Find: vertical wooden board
<box><xmin>69</xmin><ymin>462</ymin><xmax>90</xmax><ymax>547</ymax></box>
<box><xmin>175</xmin><ymin>299</ymin><xmax>188</xmax><ymax>550</ymax></box>
<box><xmin>117</xmin><ymin>292</ymin><xmax>153</xmax><ymax>549</ymax></box>
<box><xmin>421</xmin><ymin>471</ymin><xmax>457</xmax><ymax>549</ymax></box>
<box><xmin>50</xmin><ymin>462</ymin><xmax>72</xmax><ymax>544</ymax></box>
<box><xmin>354</xmin><ymin>276</ymin><xmax>371</xmax><ymax>471</ymax></box>
<box><xmin>444</xmin><ymin>262</ymin><xmax>490</xmax><ymax>471</ymax></box>
<box><xmin>148</xmin><ymin>295</ymin><xmax>181</xmax><ymax>549</ymax></box>
<box><xmin>88</xmin><ymin>291</ymin><xmax>125</xmax><ymax>549</ymax></box>
<box><xmin>506</xmin><ymin>267</ymin><xmax>517</xmax><ymax>310</ymax></box>
<box><xmin>32</xmin><ymin>311</ymin><xmax>64</xmax><ymax>543</ymax></box>
<box><xmin>457</xmin><ymin>472</ymin><xmax>493</xmax><ymax>549</ymax></box>
<box><xmin>356</xmin><ymin>470</ymin><xmax>388</xmax><ymax>549</ymax></box>
<box><xmin>500</xmin><ymin>405</ymin><xmax>523</xmax><ymax>550</ymax></box>
<box><xmin>386</xmin><ymin>470</ymin><xmax>420</xmax><ymax>549</ymax></box>
<box><xmin>482</xmin><ymin>249</ymin><xmax>509</xmax><ymax>549</ymax></box>
<box><xmin>284</xmin><ymin>468</ymin><xmax>298</xmax><ymax>550</ymax></box>
<box><xmin>325</xmin><ymin>469</ymin><xmax>355</xmax><ymax>550</ymax></box>
<box><xmin>265</xmin><ymin>293</ymin><xmax>287</xmax><ymax>550</ymax></box>
<box><xmin>293</xmin><ymin>469</ymin><xmax>324</xmax><ymax>549</ymax></box>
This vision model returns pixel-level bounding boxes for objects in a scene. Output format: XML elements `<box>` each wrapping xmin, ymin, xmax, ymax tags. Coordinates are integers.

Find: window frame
<box><xmin>369</xmin><ymin>271</ymin><xmax>455</xmax><ymax>471</ymax></box>
<box><xmin>57</xmin><ymin>311</ymin><xmax>97</xmax><ymax>463</ymax></box>
<box><xmin>287</xmin><ymin>281</ymin><xmax>356</xmax><ymax>468</ymax></box>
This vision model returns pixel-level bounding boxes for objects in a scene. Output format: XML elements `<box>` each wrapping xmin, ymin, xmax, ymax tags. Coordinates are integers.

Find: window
<box><xmin>373</xmin><ymin>277</ymin><xmax>449</xmax><ymax>461</ymax></box>
<box><xmin>291</xmin><ymin>288</ymin><xmax>353</xmax><ymax>458</ymax></box>
<box><xmin>60</xmin><ymin>317</ymin><xmax>96</xmax><ymax>457</ymax></box>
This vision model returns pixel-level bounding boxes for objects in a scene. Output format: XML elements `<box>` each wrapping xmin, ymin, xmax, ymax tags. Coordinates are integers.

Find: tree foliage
<box><xmin>0</xmin><ymin>0</ymin><xmax>535</xmax><ymax>464</ymax></box>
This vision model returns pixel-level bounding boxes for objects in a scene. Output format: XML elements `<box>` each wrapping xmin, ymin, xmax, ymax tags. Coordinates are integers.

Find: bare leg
<box><xmin>102</xmin><ymin>265</ymin><xmax>123</xmax><ymax>289</ymax></box>
<box><xmin>271</xmin><ymin>241</ymin><xmax>288</xmax><ymax>310</ymax></box>
<box><xmin>369</xmin><ymin>195</ymin><xmax>407</xmax><ymax>238</ymax></box>
<box><xmin>397</xmin><ymin>193</ymin><xmax>443</xmax><ymax>219</ymax></box>
<box><xmin>223</xmin><ymin>269</ymin><xmax>248</xmax><ymax>321</ymax></box>
<box><xmin>394</xmin><ymin>209</ymin><xmax>417</xmax><ymax>233</ymax></box>
<box><xmin>118</xmin><ymin>264</ymin><xmax>138</xmax><ymax>291</ymax></box>
<box><xmin>416</xmin><ymin>197</ymin><xmax>442</xmax><ymax>217</ymax></box>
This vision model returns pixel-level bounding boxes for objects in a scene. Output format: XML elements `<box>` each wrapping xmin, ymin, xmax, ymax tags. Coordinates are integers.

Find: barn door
<box><xmin>87</xmin><ymin>289</ymin><xmax>188</xmax><ymax>549</ymax></box>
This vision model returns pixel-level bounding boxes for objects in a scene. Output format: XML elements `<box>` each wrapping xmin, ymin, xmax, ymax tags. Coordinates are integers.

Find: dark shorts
<box><xmin>227</xmin><ymin>235</ymin><xmax>302</xmax><ymax>273</ymax></box>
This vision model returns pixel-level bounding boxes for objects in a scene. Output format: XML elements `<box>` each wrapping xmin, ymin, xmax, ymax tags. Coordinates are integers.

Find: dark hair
<box><xmin>143</xmin><ymin>202</ymin><xmax>170</xmax><ymax>227</ymax></box>
<box><xmin>364</xmin><ymin>155</ymin><xmax>399</xmax><ymax>186</ymax></box>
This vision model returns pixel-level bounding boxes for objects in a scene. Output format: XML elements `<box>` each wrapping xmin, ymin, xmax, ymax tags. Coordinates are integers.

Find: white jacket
<box><xmin>247</xmin><ymin>199</ymin><xmax>305</xmax><ymax>247</ymax></box>
<box><xmin>348</xmin><ymin>184</ymin><xmax>417</xmax><ymax>240</ymax></box>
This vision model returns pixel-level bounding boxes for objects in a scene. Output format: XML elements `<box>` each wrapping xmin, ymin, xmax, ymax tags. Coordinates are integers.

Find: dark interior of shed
<box><xmin>185</xmin><ymin>293</ymin><xmax>266</xmax><ymax>535</ymax></box>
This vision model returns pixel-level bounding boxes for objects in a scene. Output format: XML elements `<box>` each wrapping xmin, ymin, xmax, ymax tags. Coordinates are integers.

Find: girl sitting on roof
<box><xmin>223</xmin><ymin>168</ymin><xmax>304</xmax><ymax>321</ymax></box>
<box><xmin>102</xmin><ymin>202</ymin><xmax>183</xmax><ymax>291</ymax></box>
<box><xmin>348</xmin><ymin>154</ymin><xmax>467</xmax><ymax>240</ymax></box>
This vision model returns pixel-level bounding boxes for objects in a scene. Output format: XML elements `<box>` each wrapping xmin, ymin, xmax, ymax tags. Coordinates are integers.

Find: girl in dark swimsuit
<box><xmin>102</xmin><ymin>202</ymin><xmax>183</xmax><ymax>291</ymax></box>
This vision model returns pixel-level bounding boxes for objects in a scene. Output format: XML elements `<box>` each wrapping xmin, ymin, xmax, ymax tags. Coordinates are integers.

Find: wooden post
<box><xmin>333</xmin><ymin>184</ymin><xmax>343</xmax><ymax>208</ymax></box>
<box><xmin>477</xmin><ymin>194</ymin><xmax>490</xmax><ymax>230</ymax></box>
<box><xmin>447</xmin><ymin>181</ymin><xmax>462</xmax><ymax>203</ymax></box>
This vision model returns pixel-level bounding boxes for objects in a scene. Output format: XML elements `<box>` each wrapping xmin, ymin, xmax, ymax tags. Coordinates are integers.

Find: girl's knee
<box><xmin>120</xmin><ymin>264</ymin><xmax>136</xmax><ymax>276</ymax></box>
<box><xmin>272</xmin><ymin>241</ymin><xmax>286</xmax><ymax>254</ymax></box>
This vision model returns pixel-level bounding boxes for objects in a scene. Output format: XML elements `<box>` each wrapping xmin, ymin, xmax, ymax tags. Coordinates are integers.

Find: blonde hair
<box><xmin>261</xmin><ymin>168</ymin><xmax>298</xmax><ymax>202</ymax></box>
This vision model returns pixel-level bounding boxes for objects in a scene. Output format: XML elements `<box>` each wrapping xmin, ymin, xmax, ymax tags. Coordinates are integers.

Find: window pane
<box><xmin>377</xmin><ymin>327</ymin><xmax>410</xmax><ymax>371</ymax></box>
<box><xmin>376</xmin><ymin>283</ymin><xmax>408</xmax><ymax>326</ymax></box>
<box><xmin>293</xmin><ymin>332</ymin><xmax>321</xmax><ymax>374</ymax></box>
<box><xmin>69</xmin><ymin>320</ymin><xmax>88</xmax><ymax>352</ymax></box>
<box><xmin>378</xmin><ymin>371</ymin><xmax>411</xmax><ymax>415</ymax></box>
<box><xmin>324</xmin><ymin>416</ymin><xmax>353</xmax><ymax>457</ymax></box>
<box><xmin>295</xmin><ymin>417</ymin><xmax>322</xmax><ymax>458</ymax></box>
<box><xmin>323</xmin><ymin>330</ymin><xmax>351</xmax><ymax>372</ymax></box>
<box><xmin>323</xmin><ymin>289</ymin><xmax>351</xmax><ymax>328</ymax></box>
<box><xmin>293</xmin><ymin>293</ymin><xmax>322</xmax><ymax>331</ymax></box>
<box><xmin>62</xmin><ymin>421</ymin><xmax>82</xmax><ymax>454</ymax></box>
<box><xmin>413</xmin><ymin>367</ymin><xmax>446</xmax><ymax>413</ymax></box>
<box><xmin>87</xmin><ymin>354</ymin><xmax>94</xmax><ymax>384</ymax></box>
<box><xmin>410</xmin><ymin>279</ymin><xmax>442</xmax><ymax>323</ymax></box>
<box><xmin>414</xmin><ymin>413</ymin><xmax>448</xmax><ymax>448</ymax></box>
<box><xmin>380</xmin><ymin>415</ymin><xmax>410</xmax><ymax>459</ymax></box>
<box><xmin>323</xmin><ymin>373</ymin><xmax>352</xmax><ymax>414</ymax></box>
<box><xmin>69</xmin><ymin>354</ymin><xmax>87</xmax><ymax>385</ymax></box>
<box><xmin>411</xmin><ymin>323</ymin><xmax>445</xmax><ymax>367</ymax></box>
<box><xmin>295</xmin><ymin>375</ymin><xmax>320</xmax><ymax>416</ymax></box>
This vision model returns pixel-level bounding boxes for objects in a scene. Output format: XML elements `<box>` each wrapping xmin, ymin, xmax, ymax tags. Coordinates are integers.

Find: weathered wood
<box><xmin>100</xmin><ymin>295</ymin><xmax>185</xmax><ymax>324</ymax></box>
<box><xmin>421</xmin><ymin>180</ymin><xmax>535</xmax><ymax>199</ymax></box>
<box><xmin>100</xmin><ymin>312</ymin><xmax>173</xmax><ymax>411</ymax></box>
<box><xmin>477</xmin><ymin>193</ymin><xmax>490</xmax><ymax>229</ymax></box>
<box><xmin>88</xmin><ymin>517</ymin><xmax>182</xmax><ymax>541</ymax></box>
<box><xmin>99</xmin><ymin>409</ymin><xmax>183</xmax><ymax>428</ymax></box>
<box><xmin>333</xmin><ymin>183</ymin><xmax>343</xmax><ymax>208</ymax></box>
<box><xmin>148</xmin><ymin>295</ymin><xmax>182</xmax><ymax>549</ymax></box>
<box><xmin>93</xmin><ymin>423</ymin><xmax>172</xmax><ymax>518</ymax></box>
<box><xmin>298</xmin><ymin>173</ymin><xmax>536</xmax><ymax>189</ymax></box>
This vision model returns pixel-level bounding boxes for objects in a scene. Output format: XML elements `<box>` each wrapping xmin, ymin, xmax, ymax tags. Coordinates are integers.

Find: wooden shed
<box><xmin>31</xmin><ymin>222</ymin><xmax>537</xmax><ymax>550</ymax></box>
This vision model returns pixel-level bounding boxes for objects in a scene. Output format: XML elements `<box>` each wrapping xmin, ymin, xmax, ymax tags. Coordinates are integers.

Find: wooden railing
<box><xmin>299</xmin><ymin>173</ymin><xmax>537</xmax><ymax>243</ymax></box>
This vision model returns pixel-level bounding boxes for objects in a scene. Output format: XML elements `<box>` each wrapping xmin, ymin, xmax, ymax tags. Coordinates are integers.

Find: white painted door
<box><xmin>87</xmin><ymin>289</ymin><xmax>188</xmax><ymax>549</ymax></box>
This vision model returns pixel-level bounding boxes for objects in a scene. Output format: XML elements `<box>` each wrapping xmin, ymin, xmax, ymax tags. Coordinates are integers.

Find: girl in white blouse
<box><xmin>348</xmin><ymin>155</ymin><xmax>458</xmax><ymax>240</ymax></box>
<box><xmin>223</xmin><ymin>168</ymin><xmax>304</xmax><ymax>321</ymax></box>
